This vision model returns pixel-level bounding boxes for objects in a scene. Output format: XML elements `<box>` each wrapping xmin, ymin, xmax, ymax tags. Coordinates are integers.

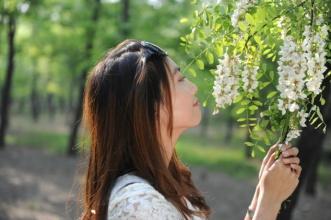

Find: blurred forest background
<box><xmin>0</xmin><ymin>0</ymin><xmax>330</xmax><ymax>220</ymax></box>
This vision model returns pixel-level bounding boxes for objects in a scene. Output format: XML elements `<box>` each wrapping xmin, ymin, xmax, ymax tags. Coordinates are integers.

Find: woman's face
<box><xmin>160</xmin><ymin>57</ymin><xmax>201</xmax><ymax>131</ymax></box>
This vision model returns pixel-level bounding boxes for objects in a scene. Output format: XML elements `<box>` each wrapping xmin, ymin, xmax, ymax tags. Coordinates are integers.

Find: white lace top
<box><xmin>107</xmin><ymin>172</ymin><xmax>207</xmax><ymax>220</ymax></box>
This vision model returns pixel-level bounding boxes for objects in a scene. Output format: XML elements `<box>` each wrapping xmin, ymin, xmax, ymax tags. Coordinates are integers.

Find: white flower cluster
<box><xmin>231</xmin><ymin>0</ymin><xmax>257</xmax><ymax>27</ymax></box>
<box><xmin>285</xmin><ymin>129</ymin><xmax>301</xmax><ymax>144</ymax></box>
<box><xmin>242</xmin><ymin>65</ymin><xmax>259</xmax><ymax>93</ymax></box>
<box><xmin>213</xmin><ymin>53</ymin><xmax>241</xmax><ymax>114</ymax></box>
<box><xmin>277</xmin><ymin>35</ymin><xmax>307</xmax><ymax>115</ymax></box>
<box><xmin>285</xmin><ymin>109</ymin><xmax>309</xmax><ymax>143</ymax></box>
<box><xmin>302</xmin><ymin>23</ymin><xmax>329</xmax><ymax>95</ymax></box>
<box><xmin>298</xmin><ymin>109</ymin><xmax>309</xmax><ymax>127</ymax></box>
<box><xmin>277</xmin><ymin>15</ymin><xmax>328</xmax><ymax>144</ymax></box>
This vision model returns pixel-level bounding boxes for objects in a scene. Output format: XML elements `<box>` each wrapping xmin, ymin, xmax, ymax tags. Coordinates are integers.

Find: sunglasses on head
<box><xmin>140</xmin><ymin>41</ymin><xmax>167</xmax><ymax>61</ymax></box>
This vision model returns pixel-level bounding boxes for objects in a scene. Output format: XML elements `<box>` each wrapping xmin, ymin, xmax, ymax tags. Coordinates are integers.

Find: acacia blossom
<box><xmin>285</xmin><ymin>129</ymin><xmax>302</xmax><ymax>144</ymax></box>
<box><xmin>242</xmin><ymin>64</ymin><xmax>259</xmax><ymax>93</ymax></box>
<box><xmin>298</xmin><ymin>109</ymin><xmax>309</xmax><ymax>127</ymax></box>
<box><xmin>231</xmin><ymin>0</ymin><xmax>257</xmax><ymax>27</ymax></box>
<box><xmin>212</xmin><ymin>53</ymin><xmax>241</xmax><ymax>114</ymax></box>
<box><xmin>302</xmin><ymin>23</ymin><xmax>328</xmax><ymax>95</ymax></box>
<box><xmin>276</xmin><ymin>35</ymin><xmax>307</xmax><ymax>115</ymax></box>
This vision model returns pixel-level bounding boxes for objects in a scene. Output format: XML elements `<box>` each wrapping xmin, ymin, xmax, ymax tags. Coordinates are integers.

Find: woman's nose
<box><xmin>191</xmin><ymin>81</ymin><xmax>198</xmax><ymax>95</ymax></box>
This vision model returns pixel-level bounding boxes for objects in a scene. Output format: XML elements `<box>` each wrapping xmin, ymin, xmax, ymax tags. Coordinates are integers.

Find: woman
<box><xmin>81</xmin><ymin>39</ymin><xmax>301</xmax><ymax>220</ymax></box>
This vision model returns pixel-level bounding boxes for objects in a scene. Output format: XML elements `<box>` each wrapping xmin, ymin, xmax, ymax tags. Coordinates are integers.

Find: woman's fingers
<box><xmin>263</xmin><ymin>142</ymin><xmax>280</xmax><ymax>165</ymax></box>
<box><xmin>282</xmin><ymin>157</ymin><xmax>300</xmax><ymax>165</ymax></box>
<box><xmin>282</xmin><ymin>146</ymin><xmax>299</xmax><ymax>158</ymax></box>
<box><xmin>289</xmin><ymin>163</ymin><xmax>302</xmax><ymax>178</ymax></box>
<box><xmin>266</xmin><ymin>152</ymin><xmax>277</xmax><ymax>171</ymax></box>
<box><xmin>260</xmin><ymin>143</ymin><xmax>299</xmax><ymax>180</ymax></box>
<box><xmin>259</xmin><ymin>143</ymin><xmax>279</xmax><ymax>178</ymax></box>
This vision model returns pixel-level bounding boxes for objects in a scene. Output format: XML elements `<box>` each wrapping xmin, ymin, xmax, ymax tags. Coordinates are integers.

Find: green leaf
<box><xmin>237</xmin><ymin>118</ymin><xmax>246</xmax><ymax>122</ymax></box>
<box><xmin>260</xmin><ymin>119</ymin><xmax>269</xmax><ymax>128</ymax></box>
<box><xmin>263</xmin><ymin>49</ymin><xmax>271</xmax><ymax>55</ymax></box>
<box><xmin>196</xmin><ymin>59</ymin><xmax>204</xmax><ymax>70</ymax></box>
<box><xmin>311</xmin><ymin>117</ymin><xmax>318</xmax><ymax>125</ymax></box>
<box><xmin>206</xmin><ymin>51</ymin><xmax>214</xmax><ymax>64</ymax></box>
<box><xmin>316</xmin><ymin>107</ymin><xmax>324</xmax><ymax>122</ymax></box>
<box><xmin>253</xmin><ymin>35</ymin><xmax>262</xmax><ymax>45</ymax></box>
<box><xmin>215</xmin><ymin>44</ymin><xmax>223</xmax><ymax>57</ymax></box>
<box><xmin>316</xmin><ymin>122</ymin><xmax>324</xmax><ymax>129</ymax></box>
<box><xmin>234</xmin><ymin>94</ymin><xmax>243</xmax><ymax>103</ymax></box>
<box><xmin>238</xmin><ymin>22</ymin><xmax>247</xmax><ymax>31</ymax></box>
<box><xmin>263</xmin><ymin>135</ymin><xmax>271</xmax><ymax>145</ymax></box>
<box><xmin>254</xmin><ymin>124</ymin><xmax>262</xmax><ymax>131</ymax></box>
<box><xmin>188</xmin><ymin>68</ymin><xmax>197</xmax><ymax>77</ymax></box>
<box><xmin>245</xmin><ymin>13</ymin><xmax>254</xmax><ymax>24</ymax></box>
<box><xmin>256</xmin><ymin>145</ymin><xmax>266</xmax><ymax>153</ymax></box>
<box><xmin>253</xmin><ymin>100</ymin><xmax>263</xmax><ymax>106</ymax></box>
<box><xmin>236</xmin><ymin>108</ymin><xmax>246</xmax><ymax>114</ymax></box>
<box><xmin>267</xmin><ymin>91</ymin><xmax>277</xmax><ymax>99</ymax></box>
<box><xmin>249</xmin><ymin>105</ymin><xmax>258</xmax><ymax>111</ymax></box>
<box><xmin>269</xmin><ymin>71</ymin><xmax>274</xmax><ymax>81</ymax></box>
<box><xmin>320</xmin><ymin>97</ymin><xmax>326</xmax><ymax>106</ymax></box>
<box><xmin>180</xmin><ymin>18</ymin><xmax>189</xmax><ymax>24</ymax></box>
<box><xmin>241</xmin><ymin>99</ymin><xmax>250</xmax><ymax>105</ymax></box>
<box><xmin>245</xmin><ymin>142</ymin><xmax>254</xmax><ymax>147</ymax></box>
<box><xmin>260</xmin><ymin>81</ymin><xmax>271</xmax><ymax>89</ymax></box>
<box><xmin>272</xmin><ymin>55</ymin><xmax>277</xmax><ymax>62</ymax></box>
<box><xmin>203</xmin><ymin>100</ymin><xmax>207</xmax><ymax>107</ymax></box>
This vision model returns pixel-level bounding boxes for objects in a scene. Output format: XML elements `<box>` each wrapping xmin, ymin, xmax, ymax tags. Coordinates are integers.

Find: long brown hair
<box><xmin>81</xmin><ymin>39</ymin><xmax>211</xmax><ymax>220</ymax></box>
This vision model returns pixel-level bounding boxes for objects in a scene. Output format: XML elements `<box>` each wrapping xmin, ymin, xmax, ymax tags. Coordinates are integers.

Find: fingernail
<box><xmin>282</xmin><ymin>151</ymin><xmax>289</xmax><ymax>156</ymax></box>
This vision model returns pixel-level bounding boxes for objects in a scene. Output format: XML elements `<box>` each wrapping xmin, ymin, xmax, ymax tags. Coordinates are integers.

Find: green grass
<box><xmin>176</xmin><ymin>133</ymin><xmax>260</xmax><ymax>180</ymax></box>
<box><xmin>7</xmin><ymin>130</ymin><xmax>88</xmax><ymax>154</ymax></box>
<box><xmin>7</xmin><ymin>131</ymin><xmax>69</xmax><ymax>154</ymax></box>
<box><xmin>6</xmin><ymin>113</ymin><xmax>331</xmax><ymax>186</ymax></box>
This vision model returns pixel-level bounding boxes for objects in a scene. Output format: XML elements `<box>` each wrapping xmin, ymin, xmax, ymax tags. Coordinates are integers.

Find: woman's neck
<box><xmin>160</xmin><ymin>127</ymin><xmax>184</xmax><ymax>166</ymax></box>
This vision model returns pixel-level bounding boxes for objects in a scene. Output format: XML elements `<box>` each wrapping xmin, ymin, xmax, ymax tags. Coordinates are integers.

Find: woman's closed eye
<box><xmin>178</xmin><ymin>76</ymin><xmax>186</xmax><ymax>82</ymax></box>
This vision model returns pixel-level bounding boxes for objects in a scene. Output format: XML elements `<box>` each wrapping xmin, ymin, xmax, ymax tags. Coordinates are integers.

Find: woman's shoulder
<box><xmin>107</xmin><ymin>172</ymin><xmax>184</xmax><ymax>220</ymax></box>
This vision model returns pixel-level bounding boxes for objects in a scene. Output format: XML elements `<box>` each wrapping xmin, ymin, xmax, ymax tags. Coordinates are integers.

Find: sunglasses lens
<box><xmin>141</xmin><ymin>41</ymin><xmax>167</xmax><ymax>57</ymax></box>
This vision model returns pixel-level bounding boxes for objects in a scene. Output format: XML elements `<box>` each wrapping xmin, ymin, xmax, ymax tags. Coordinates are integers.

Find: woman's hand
<box><xmin>259</xmin><ymin>143</ymin><xmax>300</xmax><ymax>179</ymax></box>
<box><xmin>260</xmin><ymin>154</ymin><xmax>301</xmax><ymax>203</ymax></box>
<box><xmin>246</xmin><ymin>143</ymin><xmax>301</xmax><ymax>220</ymax></box>
<box><xmin>252</xmin><ymin>159</ymin><xmax>301</xmax><ymax>220</ymax></box>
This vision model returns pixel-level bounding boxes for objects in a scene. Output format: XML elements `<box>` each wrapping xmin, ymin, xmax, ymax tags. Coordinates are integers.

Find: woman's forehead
<box><xmin>166</xmin><ymin>57</ymin><xmax>180</xmax><ymax>75</ymax></box>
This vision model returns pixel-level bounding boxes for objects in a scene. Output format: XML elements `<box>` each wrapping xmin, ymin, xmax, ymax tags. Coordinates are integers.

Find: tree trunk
<box><xmin>65</xmin><ymin>75</ymin><xmax>76</xmax><ymax>123</ymax></box>
<box><xmin>47</xmin><ymin>93</ymin><xmax>55</xmax><ymax>121</ymax></box>
<box><xmin>121</xmin><ymin>0</ymin><xmax>130</xmax><ymax>37</ymax></box>
<box><xmin>277</xmin><ymin>60</ymin><xmax>331</xmax><ymax>220</ymax></box>
<box><xmin>0</xmin><ymin>14</ymin><xmax>16</xmax><ymax>149</ymax></box>
<box><xmin>224</xmin><ymin>115</ymin><xmax>234</xmax><ymax>143</ymax></box>
<box><xmin>58</xmin><ymin>96</ymin><xmax>66</xmax><ymax>114</ymax></box>
<box><xmin>67</xmin><ymin>0</ymin><xmax>101</xmax><ymax>156</ymax></box>
<box><xmin>30</xmin><ymin>71</ymin><xmax>40</xmax><ymax>122</ymax></box>
<box><xmin>18</xmin><ymin>97</ymin><xmax>26</xmax><ymax>114</ymax></box>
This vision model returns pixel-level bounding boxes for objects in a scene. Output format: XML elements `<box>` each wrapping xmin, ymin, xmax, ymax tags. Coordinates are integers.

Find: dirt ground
<box><xmin>0</xmin><ymin>145</ymin><xmax>330</xmax><ymax>220</ymax></box>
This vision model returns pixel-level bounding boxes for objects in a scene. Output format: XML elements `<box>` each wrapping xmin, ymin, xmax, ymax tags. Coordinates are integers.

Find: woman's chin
<box><xmin>191</xmin><ymin>113</ymin><xmax>202</xmax><ymax>127</ymax></box>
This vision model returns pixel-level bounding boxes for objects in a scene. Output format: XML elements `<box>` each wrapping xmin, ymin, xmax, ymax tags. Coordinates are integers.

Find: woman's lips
<box><xmin>193</xmin><ymin>99</ymin><xmax>200</xmax><ymax>106</ymax></box>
